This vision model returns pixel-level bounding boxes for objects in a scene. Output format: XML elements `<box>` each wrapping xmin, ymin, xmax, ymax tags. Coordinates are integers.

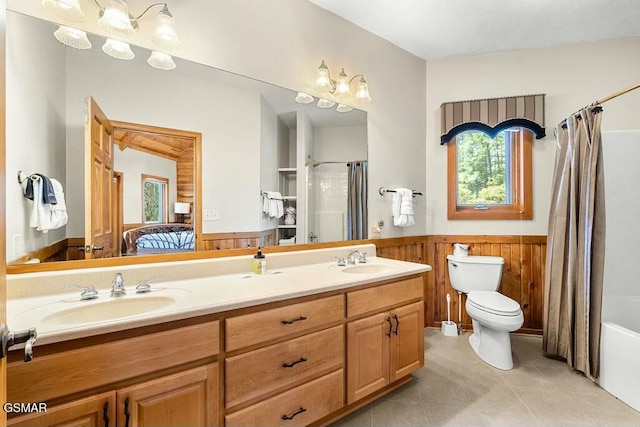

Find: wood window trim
<box><xmin>141</xmin><ymin>174</ymin><xmax>169</xmax><ymax>223</ymax></box>
<box><xmin>447</xmin><ymin>129</ymin><xmax>532</xmax><ymax>220</ymax></box>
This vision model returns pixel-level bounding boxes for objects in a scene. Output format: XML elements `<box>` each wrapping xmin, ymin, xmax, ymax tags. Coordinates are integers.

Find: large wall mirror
<box><xmin>5</xmin><ymin>9</ymin><xmax>368</xmax><ymax>268</ymax></box>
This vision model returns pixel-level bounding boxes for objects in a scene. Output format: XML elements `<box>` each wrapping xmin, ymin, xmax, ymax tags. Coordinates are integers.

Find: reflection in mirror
<box><xmin>5</xmin><ymin>10</ymin><xmax>367</xmax><ymax>267</ymax></box>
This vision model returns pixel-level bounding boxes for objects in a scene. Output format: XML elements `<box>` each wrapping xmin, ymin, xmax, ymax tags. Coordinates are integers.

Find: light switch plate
<box><xmin>204</xmin><ymin>209</ymin><xmax>220</xmax><ymax>221</ymax></box>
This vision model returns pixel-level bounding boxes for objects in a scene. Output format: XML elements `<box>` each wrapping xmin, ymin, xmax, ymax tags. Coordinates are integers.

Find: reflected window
<box><xmin>142</xmin><ymin>174</ymin><xmax>168</xmax><ymax>224</ymax></box>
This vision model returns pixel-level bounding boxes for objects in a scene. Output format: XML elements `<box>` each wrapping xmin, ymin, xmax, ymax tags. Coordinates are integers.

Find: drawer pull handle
<box><xmin>393</xmin><ymin>314</ymin><xmax>400</xmax><ymax>335</ymax></box>
<box><xmin>386</xmin><ymin>316</ymin><xmax>393</xmax><ymax>337</ymax></box>
<box><xmin>282</xmin><ymin>407</ymin><xmax>307</xmax><ymax>420</ymax></box>
<box><xmin>281</xmin><ymin>316</ymin><xmax>307</xmax><ymax>325</ymax></box>
<box><xmin>282</xmin><ymin>357</ymin><xmax>307</xmax><ymax>368</ymax></box>
<box><xmin>103</xmin><ymin>402</ymin><xmax>110</xmax><ymax>427</ymax></box>
<box><xmin>124</xmin><ymin>397</ymin><xmax>131</xmax><ymax>427</ymax></box>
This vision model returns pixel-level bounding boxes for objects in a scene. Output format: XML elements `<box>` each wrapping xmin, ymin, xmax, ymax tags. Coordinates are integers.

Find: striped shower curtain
<box><xmin>347</xmin><ymin>162</ymin><xmax>368</xmax><ymax>240</ymax></box>
<box><xmin>543</xmin><ymin>107</ymin><xmax>605</xmax><ymax>380</ymax></box>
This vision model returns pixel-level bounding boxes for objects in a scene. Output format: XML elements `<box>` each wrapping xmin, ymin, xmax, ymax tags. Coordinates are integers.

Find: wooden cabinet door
<box><xmin>117</xmin><ymin>364</ymin><xmax>218</xmax><ymax>427</ymax></box>
<box><xmin>8</xmin><ymin>392</ymin><xmax>115</xmax><ymax>427</ymax></box>
<box><xmin>390</xmin><ymin>302</ymin><xmax>425</xmax><ymax>381</ymax></box>
<box><xmin>346</xmin><ymin>312</ymin><xmax>391</xmax><ymax>404</ymax></box>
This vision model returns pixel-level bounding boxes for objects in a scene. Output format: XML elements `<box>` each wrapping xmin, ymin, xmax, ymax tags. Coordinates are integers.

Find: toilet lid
<box><xmin>467</xmin><ymin>291</ymin><xmax>521</xmax><ymax>316</ymax></box>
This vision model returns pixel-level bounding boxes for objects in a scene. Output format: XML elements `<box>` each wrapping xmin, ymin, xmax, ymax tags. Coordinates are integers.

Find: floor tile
<box><xmin>330</xmin><ymin>328</ymin><xmax>639</xmax><ymax>427</ymax></box>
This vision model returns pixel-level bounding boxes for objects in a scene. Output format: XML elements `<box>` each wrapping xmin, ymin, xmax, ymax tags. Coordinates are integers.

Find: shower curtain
<box><xmin>543</xmin><ymin>107</ymin><xmax>605</xmax><ymax>380</ymax></box>
<box><xmin>347</xmin><ymin>162</ymin><xmax>368</xmax><ymax>240</ymax></box>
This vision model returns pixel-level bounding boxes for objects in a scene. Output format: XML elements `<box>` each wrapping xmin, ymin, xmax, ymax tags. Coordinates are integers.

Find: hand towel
<box><xmin>29</xmin><ymin>177</ymin><xmax>68</xmax><ymax>233</ymax></box>
<box><xmin>392</xmin><ymin>188</ymin><xmax>415</xmax><ymax>227</ymax></box>
<box><xmin>269</xmin><ymin>191</ymin><xmax>284</xmax><ymax>218</ymax></box>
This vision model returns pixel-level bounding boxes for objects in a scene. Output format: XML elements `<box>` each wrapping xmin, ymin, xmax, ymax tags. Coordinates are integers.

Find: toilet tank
<box><xmin>447</xmin><ymin>255</ymin><xmax>504</xmax><ymax>293</ymax></box>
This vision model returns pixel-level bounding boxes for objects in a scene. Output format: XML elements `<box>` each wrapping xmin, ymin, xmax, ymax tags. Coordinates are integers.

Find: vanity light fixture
<box><xmin>314</xmin><ymin>60</ymin><xmax>372</xmax><ymax>102</ymax></box>
<box><xmin>43</xmin><ymin>0</ymin><xmax>181</xmax><ymax>69</ymax></box>
<box><xmin>336</xmin><ymin>104</ymin><xmax>354</xmax><ymax>113</ymax></box>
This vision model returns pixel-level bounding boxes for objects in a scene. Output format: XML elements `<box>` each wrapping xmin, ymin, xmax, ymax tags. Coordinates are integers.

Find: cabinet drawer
<box><xmin>225</xmin><ymin>326</ymin><xmax>344</xmax><ymax>409</ymax></box>
<box><xmin>347</xmin><ymin>277</ymin><xmax>423</xmax><ymax>317</ymax></box>
<box><xmin>226</xmin><ymin>295</ymin><xmax>344</xmax><ymax>351</ymax></box>
<box><xmin>225</xmin><ymin>369</ymin><xmax>344</xmax><ymax>427</ymax></box>
<box><xmin>8</xmin><ymin>321</ymin><xmax>220</xmax><ymax>403</ymax></box>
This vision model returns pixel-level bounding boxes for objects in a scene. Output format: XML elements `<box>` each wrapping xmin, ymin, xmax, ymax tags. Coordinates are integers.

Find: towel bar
<box><xmin>379</xmin><ymin>187</ymin><xmax>423</xmax><ymax>197</ymax></box>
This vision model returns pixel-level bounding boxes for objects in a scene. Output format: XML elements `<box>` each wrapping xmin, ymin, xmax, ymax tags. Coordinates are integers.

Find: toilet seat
<box><xmin>467</xmin><ymin>291</ymin><xmax>521</xmax><ymax>316</ymax></box>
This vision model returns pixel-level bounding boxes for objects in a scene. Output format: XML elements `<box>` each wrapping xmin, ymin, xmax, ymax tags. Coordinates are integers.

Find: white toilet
<box><xmin>447</xmin><ymin>254</ymin><xmax>524</xmax><ymax>370</ymax></box>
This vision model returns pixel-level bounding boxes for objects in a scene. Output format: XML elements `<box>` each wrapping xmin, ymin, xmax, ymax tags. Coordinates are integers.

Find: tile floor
<box><xmin>331</xmin><ymin>328</ymin><xmax>640</xmax><ymax>427</ymax></box>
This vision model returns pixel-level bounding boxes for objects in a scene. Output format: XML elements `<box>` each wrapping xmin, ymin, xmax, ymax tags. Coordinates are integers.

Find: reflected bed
<box><xmin>123</xmin><ymin>224</ymin><xmax>195</xmax><ymax>255</ymax></box>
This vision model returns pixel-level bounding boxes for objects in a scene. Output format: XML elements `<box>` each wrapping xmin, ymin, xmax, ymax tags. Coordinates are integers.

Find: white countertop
<box><xmin>7</xmin><ymin>244</ymin><xmax>431</xmax><ymax>346</ymax></box>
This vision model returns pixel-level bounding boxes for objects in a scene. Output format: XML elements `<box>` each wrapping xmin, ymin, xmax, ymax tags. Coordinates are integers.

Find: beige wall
<box><xmin>426</xmin><ymin>36</ymin><xmax>640</xmax><ymax>235</ymax></box>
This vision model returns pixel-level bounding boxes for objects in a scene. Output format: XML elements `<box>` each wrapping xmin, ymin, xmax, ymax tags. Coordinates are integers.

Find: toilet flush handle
<box><xmin>450</xmin><ymin>262</ymin><xmax>458</xmax><ymax>268</ymax></box>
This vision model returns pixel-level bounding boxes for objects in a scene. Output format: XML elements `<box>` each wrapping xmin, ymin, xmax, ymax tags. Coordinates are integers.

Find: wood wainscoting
<box><xmin>373</xmin><ymin>235</ymin><xmax>546</xmax><ymax>335</ymax></box>
<box><xmin>201</xmin><ymin>229</ymin><xmax>277</xmax><ymax>251</ymax></box>
<box><xmin>425</xmin><ymin>236</ymin><xmax>546</xmax><ymax>335</ymax></box>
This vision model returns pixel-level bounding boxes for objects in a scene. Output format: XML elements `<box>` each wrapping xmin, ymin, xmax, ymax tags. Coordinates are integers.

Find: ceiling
<box><xmin>309</xmin><ymin>0</ymin><xmax>640</xmax><ymax>60</ymax></box>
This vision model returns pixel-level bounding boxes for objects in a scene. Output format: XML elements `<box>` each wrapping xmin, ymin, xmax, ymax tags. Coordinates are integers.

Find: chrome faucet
<box><xmin>64</xmin><ymin>284</ymin><xmax>99</xmax><ymax>301</ymax></box>
<box><xmin>110</xmin><ymin>273</ymin><xmax>126</xmax><ymax>297</ymax></box>
<box><xmin>136</xmin><ymin>276</ymin><xmax>164</xmax><ymax>293</ymax></box>
<box><xmin>347</xmin><ymin>250</ymin><xmax>367</xmax><ymax>264</ymax></box>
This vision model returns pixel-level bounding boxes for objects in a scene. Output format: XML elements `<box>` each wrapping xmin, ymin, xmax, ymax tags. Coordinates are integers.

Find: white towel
<box><xmin>29</xmin><ymin>177</ymin><xmax>68</xmax><ymax>233</ymax></box>
<box><xmin>392</xmin><ymin>188</ymin><xmax>415</xmax><ymax>227</ymax></box>
<box><xmin>262</xmin><ymin>191</ymin><xmax>284</xmax><ymax>218</ymax></box>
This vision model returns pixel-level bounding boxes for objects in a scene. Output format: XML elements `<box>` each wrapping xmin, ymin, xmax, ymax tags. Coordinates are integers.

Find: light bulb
<box><xmin>315</xmin><ymin>60</ymin><xmax>332</xmax><ymax>91</ymax></box>
<box><xmin>147</xmin><ymin>51</ymin><xmax>176</xmax><ymax>71</ymax></box>
<box><xmin>317</xmin><ymin>98</ymin><xmax>336</xmax><ymax>109</ymax></box>
<box><xmin>295</xmin><ymin>92</ymin><xmax>314</xmax><ymax>104</ymax></box>
<box><xmin>99</xmin><ymin>0</ymin><xmax>135</xmax><ymax>38</ymax></box>
<box><xmin>42</xmin><ymin>0</ymin><xmax>85</xmax><ymax>22</ymax></box>
<box><xmin>54</xmin><ymin>25</ymin><xmax>92</xmax><ymax>49</ymax></box>
<box><xmin>334</xmin><ymin>68</ymin><xmax>351</xmax><ymax>97</ymax></box>
<box><xmin>355</xmin><ymin>76</ymin><xmax>371</xmax><ymax>102</ymax></box>
<box><xmin>102</xmin><ymin>39</ymin><xmax>135</xmax><ymax>60</ymax></box>
<box><xmin>151</xmin><ymin>6</ymin><xmax>182</xmax><ymax>51</ymax></box>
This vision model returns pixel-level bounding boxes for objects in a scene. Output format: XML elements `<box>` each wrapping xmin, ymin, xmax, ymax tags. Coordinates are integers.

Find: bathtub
<box><xmin>599</xmin><ymin>295</ymin><xmax>640</xmax><ymax>412</ymax></box>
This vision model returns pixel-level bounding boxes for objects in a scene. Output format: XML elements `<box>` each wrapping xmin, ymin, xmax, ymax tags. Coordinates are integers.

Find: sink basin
<box><xmin>342</xmin><ymin>264</ymin><xmax>393</xmax><ymax>275</ymax></box>
<box><xmin>41</xmin><ymin>296</ymin><xmax>176</xmax><ymax>325</ymax></box>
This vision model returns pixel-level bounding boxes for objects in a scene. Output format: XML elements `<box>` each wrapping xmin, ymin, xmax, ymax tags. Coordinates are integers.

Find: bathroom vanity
<box><xmin>5</xmin><ymin>245</ymin><xmax>430</xmax><ymax>426</ymax></box>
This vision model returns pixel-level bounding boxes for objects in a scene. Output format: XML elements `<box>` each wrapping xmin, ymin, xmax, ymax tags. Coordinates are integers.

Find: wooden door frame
<box><xmin>1</xmin><ymin>1</ymin><xmax>8</xmax><ymax>423</ymax></box>
<box><xmin>109</xmin><ymin>121</ymin><xmax>203</xmax><ymax>251</ymax></box>
<box><xmin>113</xmin><ymin>171</ymin><xmax>124</xmax><ymax>257</ymax></box>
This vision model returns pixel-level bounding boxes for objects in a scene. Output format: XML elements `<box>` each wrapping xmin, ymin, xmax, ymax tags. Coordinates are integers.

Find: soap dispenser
<box><xmin>253</xmin><ymin>247</ymin><xmax>266</xmax><ymax>274</ymax></box>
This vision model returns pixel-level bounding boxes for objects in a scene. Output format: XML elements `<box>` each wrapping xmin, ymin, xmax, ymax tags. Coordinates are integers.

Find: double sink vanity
<box><xmin>6</xmin><ymin>244</ymin><xmax>431</xmax><ymax>426</ymax></box>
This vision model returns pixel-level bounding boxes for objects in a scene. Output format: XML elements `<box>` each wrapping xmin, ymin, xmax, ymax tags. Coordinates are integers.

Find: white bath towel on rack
<box><xmin>262</xmin><ymin>191</ymin><xmax>283</xmax><ymax>218</ymax></box>
<box><xmin>392</xmin><ymin>188</ymin><xmax>415</xmax><ymax>227</ymax></box>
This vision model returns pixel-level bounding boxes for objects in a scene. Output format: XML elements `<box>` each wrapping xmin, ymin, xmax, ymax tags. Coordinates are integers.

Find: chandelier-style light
<box><xmin>295</xmin><ymin>60</ymin><xmax>372</xmax><ymax>112</ymax></box>
<box><xmin>42</xmin><ymin>0</ymin><xmax>182</xmax><ymax>70</ymax></box>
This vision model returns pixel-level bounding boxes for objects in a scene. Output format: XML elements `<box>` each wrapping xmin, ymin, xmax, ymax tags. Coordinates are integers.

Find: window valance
<box><xmin>440</xmin><ymin>94</ymin><xmax>546</xmax><ymax>144</ymax></box>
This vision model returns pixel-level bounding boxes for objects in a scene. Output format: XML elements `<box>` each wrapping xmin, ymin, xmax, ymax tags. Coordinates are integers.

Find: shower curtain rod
<box><xmin>560</xmin><ymin>82</ymin><xmax>640</xmax><ymax>128</ymax></box>
<box><xmin>594</xmin><ymin>82</ymin><xmax>640</xmax><ymax>105</ymax></box>
<box><xmin>306</xmin><ymin>158</ymin><xmax>366</xmax><ymax>167</ymax></box>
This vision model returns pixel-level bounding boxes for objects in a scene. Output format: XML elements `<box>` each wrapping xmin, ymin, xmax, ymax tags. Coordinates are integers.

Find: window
<box><xmin>142</xmin><ymin>174</ymin><xmax>169</xmax><ymax>223</ymax></box>
<box><xmin>447</xmin><ymin>128</ymin><xmax>532</xmax><ymax>220</ymax></box>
